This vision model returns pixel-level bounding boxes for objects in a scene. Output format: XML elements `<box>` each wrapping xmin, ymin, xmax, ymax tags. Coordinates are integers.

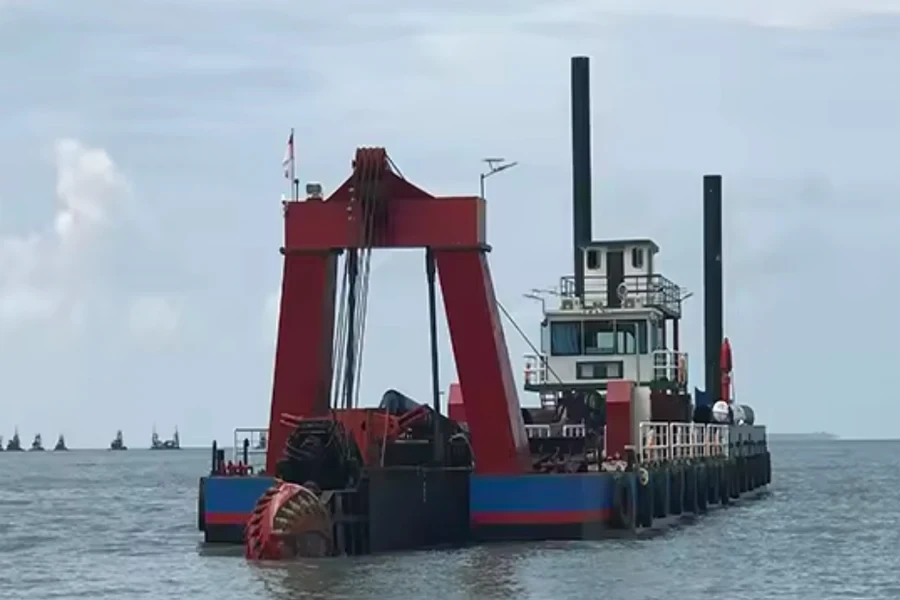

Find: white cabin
<box><xmin>523</xmin><ymin>238</ymin><xmax>689</xmax><ymax>404</ymax></box>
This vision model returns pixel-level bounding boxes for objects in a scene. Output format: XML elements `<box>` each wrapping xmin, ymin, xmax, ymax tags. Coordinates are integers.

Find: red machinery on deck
<box><xmin>265</xmin><ymin>147</ymin><xmax>530</xmax><ymax>476</ymax></box>
<box><xmin>279</xmin><ymin>405</ymin><xmax>431</xmax><ymax>466</ymax></box>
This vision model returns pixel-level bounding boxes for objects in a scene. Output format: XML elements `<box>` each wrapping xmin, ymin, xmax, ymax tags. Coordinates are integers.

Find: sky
<box><xmin>1</xmin><ymin>0</ymin><xmax>898</xmax><ymax>447</ymax></box>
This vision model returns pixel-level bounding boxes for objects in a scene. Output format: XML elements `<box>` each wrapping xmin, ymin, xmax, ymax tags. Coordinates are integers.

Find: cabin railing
<box><xmin>652</xmin><ymin>350</ymin><xmax>689</xmax><ymax>387</ymax></box>
<box><xmin>523</xmin><ymin>353</ymin><xmax>549</xmax><ymax>386</ymax></box>
<box><xmin>637</xmin><ymin>422</ymin><xmax>732</xmax><ymax>463</ymax></box>
<box><xmin>557</xmin><ymin>273</ymin><xmax>683</xmax><ymax>317</ymax></box>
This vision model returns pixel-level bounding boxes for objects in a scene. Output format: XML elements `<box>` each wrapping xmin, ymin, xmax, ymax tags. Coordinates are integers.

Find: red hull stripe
<box><xmin>205</xmin><ymin>512</ymin><xmax>251</xmax><ymax>526</ymax></box>
<box><xmin>471</xmin><ymin>509</ymin><xmax>611</xmax><ymax>525</ymax></box>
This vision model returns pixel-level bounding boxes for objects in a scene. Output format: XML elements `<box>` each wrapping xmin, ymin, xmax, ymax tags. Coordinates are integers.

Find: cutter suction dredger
<box><xmin>197</xmin><ymin>56</ymin><xmax>771</xmax><ymax>559</ymax></box>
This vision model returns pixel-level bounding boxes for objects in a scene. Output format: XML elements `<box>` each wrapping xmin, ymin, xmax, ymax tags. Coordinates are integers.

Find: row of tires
<box><xmin>611</xmin><ymin>451</ymin><xmax>772</xmax><ymax>530</ymax></box>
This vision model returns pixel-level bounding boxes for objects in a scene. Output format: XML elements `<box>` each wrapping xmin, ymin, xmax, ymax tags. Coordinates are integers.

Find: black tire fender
<box><xmin>612</xmin><ymin>474</ymin><xmax>636</xmax><ymax>530</ymax></box>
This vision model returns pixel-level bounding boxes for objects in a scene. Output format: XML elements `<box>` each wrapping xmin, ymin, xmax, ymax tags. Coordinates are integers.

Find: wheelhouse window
<box><xmin>617</xmin><ymin>321</ymin><xmax>638</xmax><ymax>354</ymax></box>
<box><xmin>550</xmin><ymin>319</ymin><xmax>651</xmax><ymax>355</ymax></box>
<box><xmin>584</xmin><ymin>321</ymin><xmax>616</xmax><ymax>355</ymax></box>
<box><xmin>576</xmin><ymin>361</ymin><xmax>623</xmax><ymax>380</ymax></box>
<box><xmin>586</xmin><ymin>249</ymin><xmax>601</xmax><ymax>270</ymax></box>
<box><xmin>584</xmin><ymin>320</ymin><xmax>649</xmax><ymax>355</ymax></box>
<box><xmin>550</xmin><ymin>321</ymin><xmax>582</xmax><ymax>356</ymax></box>
<box><xmin>631</xmin><ymin>247</ymin><xmax>644</xmax><ymax>269</ymax></box>
<box><xmin>650</xmin><ymin>320</ymin><xmax>665</xmax><ymax>350</ymax></box>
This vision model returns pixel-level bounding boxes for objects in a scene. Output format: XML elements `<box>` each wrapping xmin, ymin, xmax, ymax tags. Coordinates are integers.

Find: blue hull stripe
<box><xmin>202</xmin><ymin>476</ymin><xmax>276</xmax><ymax>514</ymax></box>
<box><xmin>470</xmin><ymin>473</ymin><xmax>617</xmax><ymax>513</ymax></box>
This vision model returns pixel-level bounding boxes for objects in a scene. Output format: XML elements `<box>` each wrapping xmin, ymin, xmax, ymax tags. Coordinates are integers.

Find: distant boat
<box><xmin>150</xmin><ymin>426</ymin><xmax>180</xmax><ymax>450</ymax></box>
<box><xmin>0</xmin><ymin>435</ymin><xmax>4</xmax><ymax>451</ymax></box>
<box><xmin>54</xmin><ymin>434</ymin><xmax>68</xmax><ymax>451</ymax></box>
<box><xmin>30</xmin><ymin>434</ymin><xmax>45</xmax><ymax>452</ymax></box>
<box><xmin>6</xmin><ymin>429</ymin><xmax>24</xmax><ymax>452</ymax></box>
<box><xmin>109</xmin><ymin>430</ymin><xmax>127</xmax><ymax>451</ymax></box>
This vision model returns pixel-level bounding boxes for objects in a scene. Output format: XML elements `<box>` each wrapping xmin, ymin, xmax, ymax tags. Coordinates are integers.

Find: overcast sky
<box><xmin>1</xmin><ymin>0</ymin><xmax>898</xmax><ymax>447</ymax></box>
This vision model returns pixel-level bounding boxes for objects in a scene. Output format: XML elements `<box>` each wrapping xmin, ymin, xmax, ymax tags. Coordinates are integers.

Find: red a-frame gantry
<box><xmin>266</xmin><ymin>148</ymin><xmax>531</xmax><ymax>475</ymax></box>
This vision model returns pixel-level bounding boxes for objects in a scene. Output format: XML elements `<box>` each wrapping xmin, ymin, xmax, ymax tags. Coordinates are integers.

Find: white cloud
<box><xmin>535</xmin><ymin>0</ymin><xmax>900</xmax><ymax>30</ymax></box>
<box><xmin>0</xmin><ymin>138</ymin><xmax>130</xmax><ymax>332</ymax></box>
<box><xmin>127</xmin><ymin>295</ymin><xmax>181</xmax><ymax>346</ymax></box>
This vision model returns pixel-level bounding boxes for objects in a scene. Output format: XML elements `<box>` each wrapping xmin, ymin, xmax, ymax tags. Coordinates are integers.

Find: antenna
<box><xmin>479</xmin><ymin>158</ymin><xmax>519</xmax><ymax>198</ymax></box>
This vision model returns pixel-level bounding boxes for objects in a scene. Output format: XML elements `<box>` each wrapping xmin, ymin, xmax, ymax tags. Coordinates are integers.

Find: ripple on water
<box><xmin>1</xmin><ymin>441</ymin><xmax>899</xmax><ymax>600</ymax></box>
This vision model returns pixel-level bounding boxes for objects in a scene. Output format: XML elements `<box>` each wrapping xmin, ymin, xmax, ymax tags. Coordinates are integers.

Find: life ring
<box><xmin>638</xmin><ymin>467</ymin><xmax>650</xmax><ymax>487</ymax></box>
<box><xmin>636</xmin><ymin>468</ymin><xmax>653</xmax><ymax>528</ymax></box>
<box><xmin>676</xmin><ymin>354</ymin><xmax>687</xmax><ymax>386</ymax></box>
<box><xmin>611</xmin><ymin>475</ymin><xmax>636</xmax><ymax>530</ymax></box>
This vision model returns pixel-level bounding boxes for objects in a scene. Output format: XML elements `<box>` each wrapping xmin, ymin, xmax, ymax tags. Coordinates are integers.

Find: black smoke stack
<box><xmin>703</xmin><ymin>175</ymin><xmax>724</xmax><ymax>408</ymax></box>
<box><xmin>571</xmin><ymin>56</ymin><xmax>592</xmax><ymax>300</ymax></box>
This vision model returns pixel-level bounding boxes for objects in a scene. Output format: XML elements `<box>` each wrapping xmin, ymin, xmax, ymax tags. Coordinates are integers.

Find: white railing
<box><xmin>525</xmin><ymin>424</ymin><xmax>552</xmax><ymax>439</ymax></box>
<box><xmin>523</xmin><ymin>353</ymin><xmax>549</xmax><ymax>386</ymax></box>
<box><xmin>524</xmin><ymin>423</ymin><xmax>589</xmax><ymax>439</ymax></box>
<box><xmin>562</xmin><ymin>424</ymin><xmax>586</xmax><ymax>438</ymax></box>
<box><xmin>233</xmin><ymin>427</ymin><xmax>269</xmax><ymax>471</ymax></box>
<box><xmin>637</xmin><ymin>422</ymin><xmax>730</xmax><ymax>463</ymax></box>
<box><xmin>652</xmin><ymin>350</ymin><xmax>689</xmax><ymax>386</ymax></box>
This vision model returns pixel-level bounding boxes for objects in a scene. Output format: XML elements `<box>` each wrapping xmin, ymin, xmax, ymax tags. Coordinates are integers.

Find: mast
<box><xmin>703</xmin><ymin>175</ymin><xmax>724</xmax><ymax>408</ymax></box>
<box><xmin>570</xmin><ymin>56</ymin><xmax>593</xmax><ymax>301</ymax></box>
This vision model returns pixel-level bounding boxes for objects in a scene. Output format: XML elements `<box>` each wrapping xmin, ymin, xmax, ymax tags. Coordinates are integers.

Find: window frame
<box><xmin>575</xmin><ymin>360</ymin><xmax>624</xmax><ymax>380</ymax></box>
<box><xmin>549</xmin><ymin>321</ymin><xmax>583</xmax><ymax>356</ymax></box>
<box><xmin>631</xmin><ymin>247</ymin><xmax>645</xmax><ymax>269</ymax></box>
<box><xmin>583</xmin><ymin>321</ymin><xmax>617</xmax><ymax>355</ymax></box>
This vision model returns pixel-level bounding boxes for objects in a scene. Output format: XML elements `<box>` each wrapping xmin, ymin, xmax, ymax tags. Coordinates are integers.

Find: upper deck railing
<box><xmin>558</xmin><ymin>274</ymin><xmax>684</xmax><ymax>317</ymax></box>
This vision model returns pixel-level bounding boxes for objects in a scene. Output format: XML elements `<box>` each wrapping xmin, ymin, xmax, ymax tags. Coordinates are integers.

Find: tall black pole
<box><xmin>703</xmin><ymin>175</ymin><xmax>724</xmax><ymax>406</ymax></box>
<box><xmin>571</xmin><ymin>56</ymin><xmax>593</xmax><ymax>301</ymax></box>
<box><xmin>425</xmin><ymin>248</ymin><xmax>443</xmax><ymax>464</ymax></box>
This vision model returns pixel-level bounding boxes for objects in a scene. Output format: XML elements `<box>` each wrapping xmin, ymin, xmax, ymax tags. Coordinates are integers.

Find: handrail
<box><xmin>523</xmin><ymin>353</ymin><xmax>549</xmax><ymax>386</ymax></box>
<box><xmin>232</xmin><ymin>427</ymin><xmax>268</xmax><ymax>468</ymax></box>
<box><xmin>652</xmin><ymin>350</ymin><xmax>689</xmax><ymax>387</ymax></box>
<box><xmin>637</xmin><ymin>422</ymin><xmax>739</xmax><ymax>463</ymax></box>
<box><xmin>557</xmin><ymin>273</ymin><xmax>683</xmax><ymax>317</ymax></box>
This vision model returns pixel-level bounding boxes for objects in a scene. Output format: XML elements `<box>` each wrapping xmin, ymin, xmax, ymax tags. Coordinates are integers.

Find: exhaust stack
<box><xmin>571</xmin><ymin>56</ymin><xmax>593</xmax><ymax>300</ymax></box>
<box><xmin>703</xmin><ymin>175</ymin><xmax>724</xmax><ymax>408</ymax></box>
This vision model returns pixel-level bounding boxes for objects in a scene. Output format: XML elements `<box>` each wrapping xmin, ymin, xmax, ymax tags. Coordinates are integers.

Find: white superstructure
<box><xmin>523</xmin><ymin>238</ymin><xmax>692</xmax><ymax>404</ymax></box>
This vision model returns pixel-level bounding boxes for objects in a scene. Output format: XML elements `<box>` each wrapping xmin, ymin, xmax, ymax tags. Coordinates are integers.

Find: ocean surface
<box><xmin>1</xmin><ymin>440</ymin><xmax>897</xmax><ymax>600</ymax></box>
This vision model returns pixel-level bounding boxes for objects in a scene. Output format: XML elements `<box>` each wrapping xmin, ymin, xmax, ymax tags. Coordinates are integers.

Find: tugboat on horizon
<box><xmin>54</xmin><ymin>434</ymin><xmax>68</xmax><ymax>451</ymax></box>
<box><xmin>6</xmin><ymin>429</ymin><xmax>23</xmax><ymax>452</ymax></box>
<box><xmin>110</xmin><ymin>430</ymin><xmax>127</xmax><ymax>451</ymax></box>
<box><xmin>30</xmin><ymin>434</ymin><xmax>45</xmax><ymax>451</ymax></box>
<box><xmin>150</xmin><ymin>426</ymin><xmax>180</xmax><ymax>450</ymax></box>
